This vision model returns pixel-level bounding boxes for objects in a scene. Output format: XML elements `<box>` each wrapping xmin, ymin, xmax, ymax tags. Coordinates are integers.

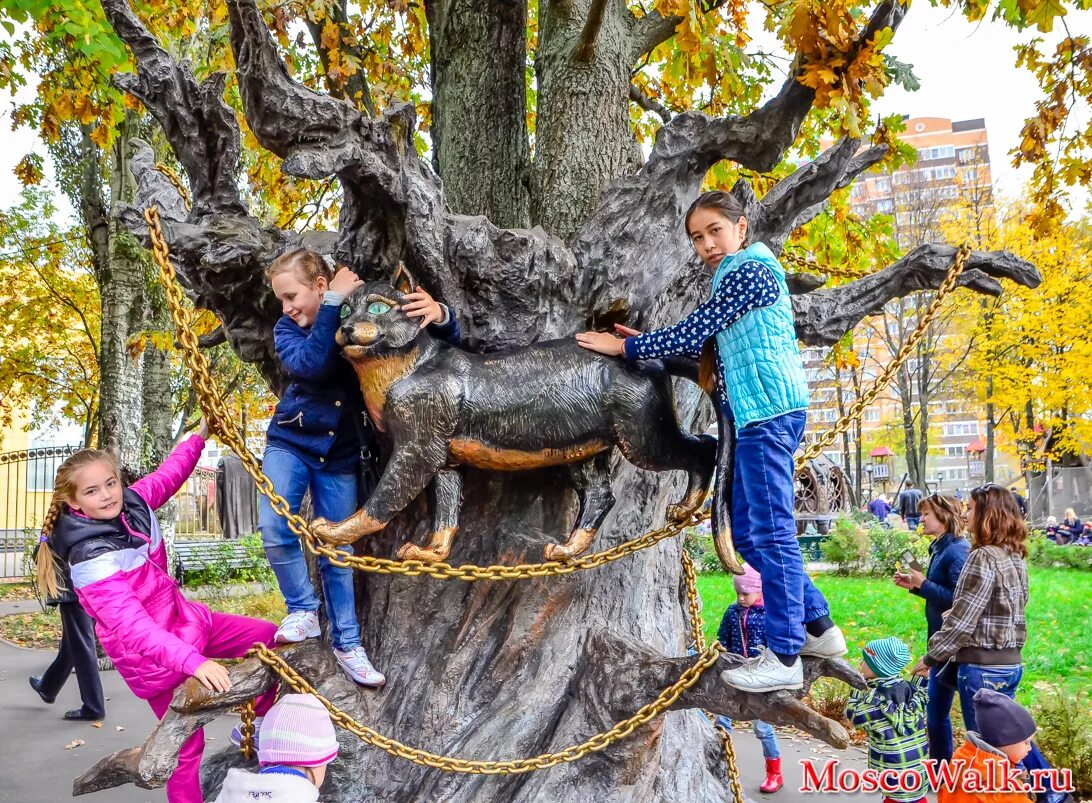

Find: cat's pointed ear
<box><xmin>391</xmin><ymin>262</ymin><xmax>415</xmax><ymax>295</ymax></box>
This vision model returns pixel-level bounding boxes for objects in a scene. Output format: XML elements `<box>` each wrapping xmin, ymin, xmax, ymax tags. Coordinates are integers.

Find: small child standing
<box><xmin>938</xmin><ymin>689</ymin><xmax>1039</xmax><ymax>803</ymax></box>
<box><xmin>216</xmin><ymin>693</ymin><xmax>338</xmax><ymax>803</ymax></box>
<box><xmin>846</xmin><ymin>637</ymin><xmax>929</xmax><ymax>803</ymax></box>
<box><xmin>715</xmin><ymin>565</ymin><xmax>783</xmax><ymax>793</ymax></box>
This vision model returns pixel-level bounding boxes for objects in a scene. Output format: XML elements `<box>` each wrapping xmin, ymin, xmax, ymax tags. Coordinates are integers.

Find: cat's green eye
<box><xmin>367</xmin><ymin>301</ymin><xmax>392</xmax><ymax>315</ymax></box>
<box><xmin>339</xmin><ymin>304</ymin><xmax>352</xmax><ymax>320</ymax></box>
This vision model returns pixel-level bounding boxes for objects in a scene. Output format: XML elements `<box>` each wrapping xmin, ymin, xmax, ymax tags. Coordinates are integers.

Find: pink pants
<box><xmin>147</xmin><ymin>612</ymin><xmax>278</xmax><ymax>803</ymax></box>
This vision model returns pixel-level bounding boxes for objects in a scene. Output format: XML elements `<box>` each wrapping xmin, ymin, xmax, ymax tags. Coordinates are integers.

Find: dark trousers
<box><xmin>39</xmin><ymin>601</ymin><xmax>105</xmax><ymax>718</ymax></box>
<box><xmin>926</xmin><ymin>663</ymin><xmax>957</xmax><ymax>761</ymax></box>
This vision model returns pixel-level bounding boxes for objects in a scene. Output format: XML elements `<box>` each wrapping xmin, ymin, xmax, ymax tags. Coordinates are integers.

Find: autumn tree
<box><xmin>0</xmin><ymin>185</ymin><xmax>101</xmax><ymax>443</ymax></box>
<box><xmin>4</xmin><ymin>0</ymin><xmax>1063</xmax><ymax>800</ymax></box>
<box><xmin>960</xmin><ymin>203</ymin><xmax>1092</xmax><ymax>513</ymax></box>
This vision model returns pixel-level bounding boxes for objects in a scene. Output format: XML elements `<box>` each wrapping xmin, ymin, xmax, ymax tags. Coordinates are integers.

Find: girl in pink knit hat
<box><xmin>715</xmin><ymin>564</ymin><xmax>784</xmax><ymax>794</ymax></box>
<box><xmin>216</xmin><ymin>693</ymin><xmax>339</xmax><ymax>802</ymax></box>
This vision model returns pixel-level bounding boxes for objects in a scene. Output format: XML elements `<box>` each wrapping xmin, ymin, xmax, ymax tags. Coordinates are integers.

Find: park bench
<box><xmin>172</xmin><ymin>539</ymin><xmax>263</xmax><ymax>584</ymax></box>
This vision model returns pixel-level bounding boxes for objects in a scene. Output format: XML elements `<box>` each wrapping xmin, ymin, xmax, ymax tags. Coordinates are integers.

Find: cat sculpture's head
<box><xmin>335</xmin><ymin>264</ymin><xmax>429</xmax><ymax>360</ymax></box>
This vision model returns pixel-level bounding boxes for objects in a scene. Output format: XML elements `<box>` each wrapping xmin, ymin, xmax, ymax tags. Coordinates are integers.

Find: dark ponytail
<box><xmin>684</xmin><ymin>191</ymin><xmax>749</xmax><ymax>244</ymax></box>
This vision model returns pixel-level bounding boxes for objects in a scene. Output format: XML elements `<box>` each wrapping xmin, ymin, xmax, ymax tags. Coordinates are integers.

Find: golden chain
<box><xmin>794</xmin><ymin>246</ymin><xmax>970</xmax><ymax>469</ymax></box>
<box><xmin>781</xmin><ymin>249</ymin><xmax>873</xmax><ymax>281</ymax></box>
<box><xmin>146</xmin><ymin>202</ymin><xmax>963</xmax><ymax>575</ymax></box>
<box><xmin>680</xmin><ymin>549</ymin><xmax>706</xmax><ymax>652</ymax></box>
<box><xmin>144</xmin><ymin>203</ymin><xmax>707</xmax><ymax>580</ymax></box>
<box><xmin>239</xmin><ymin>699</ymin><xmax>257</xmax><ymax>761</ymax></box>
<box><xmin>680</xmin><ymin>549</ymin><xmax>745</xmax><ymax>802</ymax></box>
<box><xmin>249</xmin><ymin>641</ymin><xmax>723</xmax><ymax>774</ymax></box>
<box><xmin>154</xmin><ymin>163</ymin><xmax>191</xmax><ymax>208</ymax></box>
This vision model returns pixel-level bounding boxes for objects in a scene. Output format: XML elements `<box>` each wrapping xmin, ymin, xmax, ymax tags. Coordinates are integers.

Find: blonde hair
<box><xmin>1064</xmin><ymin>507</ymin><xmax>1077</xmax><ymax>521</ymax></box>
<box><xmin>920</xmin><ymin>494</ymin><xmax>965</xmax><ymax>538</ymax></box>
<box><xmin>265</xmin><ymin>248</ymin><xmax>335</xmax><ymax>287</ymax></box>
<box><xmin>36</xmin><ymin>449</ymin><xmax>121</xmax><ymax>599</ymax></box>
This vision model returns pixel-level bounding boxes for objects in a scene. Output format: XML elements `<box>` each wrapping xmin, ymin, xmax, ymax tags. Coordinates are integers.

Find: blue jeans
<box><xmin>926</xmin><ymin>664</ymin><xmax>957</xmax><ymax>761</ymax></box>
<box><xmin>958</xmin><ymin>663</ymin><xmax>1061</xmax><ymax>803</ymax></box>
<box><xmin>714</xmin><ymin>716</ymin><xmax>780</xmax><ymax>759</ymax></box>
<box><xmin>259</xmin><ymin>445</ymin><xmax>360</xmax><ymax>650</ymax></box>
<box><xmin>731</xmin><ymin>411</ymin><xmax>830</xmax><ymax>655</ymax></box>
<box><xmin>957</xmin><ymin>663</ymin><xmax>1024</xmax><ymax>729</ymax></box>
<box><xmin>905</xmin><ymin>516</ymin><xmax>921</xmax><ymax>530</ymax></box>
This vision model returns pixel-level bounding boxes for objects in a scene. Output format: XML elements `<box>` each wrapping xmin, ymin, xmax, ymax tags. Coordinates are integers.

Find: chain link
<box><xmin>681</xmin><ymin>544</ymin><xmax>746</xmax><ymax>802</ymax></box>
<box><xmin>248</xmin><ymin>641</ymin><xmax>724</xmax><ymax>774</ymax></box>
<box><xmin>154</xmin><ymin>163</ymin><xmax>191</xmax><ymax>208</ymax></box>
<box><xmin>781</xmin><ymin>249</ymin><xmax>873</xmax><ymax>281</ymax></box>
<box><xmin>239</xmin><ymin>699</ymin><xmax>257</xmax><ymax>761</ymax></box>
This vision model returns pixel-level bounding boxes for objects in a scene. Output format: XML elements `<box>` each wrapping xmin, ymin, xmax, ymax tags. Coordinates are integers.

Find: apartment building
<box><xmin>801</xmin><ymin>117</ymin><xmax>1007</xmax><ymax>495</ymax></box>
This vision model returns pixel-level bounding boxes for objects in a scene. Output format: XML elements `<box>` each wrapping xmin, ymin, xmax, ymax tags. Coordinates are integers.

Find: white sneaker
<box><xmin>229</xmin><ymin>715</ymin><xmax>264</xmax><ymax>747</ymax></box>
<box><xmin>274</xmin><ymin>610</ymin><xmax>321</xmax><ymax>644</ymax></box>
<box><xmin>333</xmin><ymin>645</ymin><xmax>386</xmax><ymax>687</ymax></box>
<box><xmin>800</xmin><ymin>625</ymin><xmax>848</xmax><ymax>659</ymax></box>
<box><xmin>721</xmin><ymin>648</ymin><xmax>803</xmax><ymax>692</ymax></box>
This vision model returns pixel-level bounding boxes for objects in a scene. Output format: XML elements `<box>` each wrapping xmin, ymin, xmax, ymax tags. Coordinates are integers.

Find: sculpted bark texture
<box><xmin>94</xmin><ymin>0</ymin><xmax>1042</xmax><ymax>800</ymax></box>
<box><xmin>426</xmin><ymin>0</ymin><xmax>530</xmax><ymax>227</ymax></box>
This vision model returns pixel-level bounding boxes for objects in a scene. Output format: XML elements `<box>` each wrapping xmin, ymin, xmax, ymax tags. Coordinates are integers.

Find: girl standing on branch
<box><xmin>261</xmin><ymin>249</ymin><xmax>460</xmax><ymax>687</ymax></box>
<box><xmin>34</xmin><ymin>423</ymin><xmax>278</xmax><ymax>803</ymax></box>
<box><xmin>576</xmin><ymin>190</ymin><xmax>846</xmax><ymax>692</ymax></box>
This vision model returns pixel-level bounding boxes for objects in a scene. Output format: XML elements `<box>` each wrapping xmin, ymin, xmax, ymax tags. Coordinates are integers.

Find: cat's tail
<box><xmin>660</xmin><ymin>348</ymin><xmax>745</xmax><ymax>576</ymax></box>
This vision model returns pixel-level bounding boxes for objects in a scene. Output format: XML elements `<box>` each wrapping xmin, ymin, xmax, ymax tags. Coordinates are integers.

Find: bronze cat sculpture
<box><xmin>311</xmin><ymin>271</ymin><xmax>721</xmax><ymax>565</ymax></box>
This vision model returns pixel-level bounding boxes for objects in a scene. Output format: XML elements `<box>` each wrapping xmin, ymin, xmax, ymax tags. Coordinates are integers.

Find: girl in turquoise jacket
<box><xmin>577</xmin><ymin>190</ymin><xmax>846</xmax><ymax>692</ymax></box>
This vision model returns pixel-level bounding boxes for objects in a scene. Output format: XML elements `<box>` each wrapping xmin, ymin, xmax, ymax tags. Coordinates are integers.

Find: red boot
<box><xmin>760</xmin><ymin>757</ymin><xmax>783</xmax><ymax>793</ymax></box>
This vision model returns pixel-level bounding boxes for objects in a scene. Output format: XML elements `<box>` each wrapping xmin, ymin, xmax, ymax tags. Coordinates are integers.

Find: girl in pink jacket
<box><xmin>35</xmin><ymin>423</ymin><xmax>278</xmax><ymax>803</ymax></box>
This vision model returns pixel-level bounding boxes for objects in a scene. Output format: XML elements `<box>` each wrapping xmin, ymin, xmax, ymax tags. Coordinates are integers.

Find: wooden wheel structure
<box><xmin>794</xmin><ymin>455</ymin><xmax>851</xmax><ymax>534</ymax></box>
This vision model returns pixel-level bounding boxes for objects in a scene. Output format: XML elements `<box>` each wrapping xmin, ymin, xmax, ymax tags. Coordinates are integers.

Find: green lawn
<box><xmin>697</xmin><ymin>565</ymin><xmax>1092</xmax><ymax>706</ymax></box>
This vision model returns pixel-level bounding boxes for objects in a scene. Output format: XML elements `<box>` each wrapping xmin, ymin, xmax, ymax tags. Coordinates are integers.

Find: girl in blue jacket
<box><xmin>262</xmin><ymin>249</ymin><xmax>460</xmax><ymax>687</ymax></box>
<box><xmin>577</xmin><ymin>191</ymin><xmax>845</xmax><ymax>692</ymax></box>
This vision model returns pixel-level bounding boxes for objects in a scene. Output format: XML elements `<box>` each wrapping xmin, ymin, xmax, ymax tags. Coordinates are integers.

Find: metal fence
<box><xmin>1027</xmin><ymin>465</ymin><xmax>1092</xmax><ymax>526</ymax></box>
<box><xmin>0</xmin><ymin>445</ymin><xmax>84</xmax><ymax>580</ymax></box>
<box><xmin>175</xmin><ymin>466</ymin><xmax>222</xmax><ymax>538</ymax></box>
<box><xmin>0</xmin><ymin>446</ymin><xmax>226</xmax><ymax>580</ymax></box>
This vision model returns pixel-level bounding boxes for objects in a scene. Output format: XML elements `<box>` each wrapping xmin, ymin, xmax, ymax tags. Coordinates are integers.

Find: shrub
<box><xmin>820</xmin><ymin>517</ymin><xmax>870</xmax><ymax>575</ymax></box>
<box><xmin>1032</xmin><ymin>684</ymin><xmax>1092</xmax><ymax>796</ymax></box>
<box><xmin>868</xmin><ymin>524</ymin><xmax>929</xmax><ymax>577</ymax></box>
<box><xmin>1027</xmin><ymin>536</ymin><xmax>1092</xmax><ymax>571</ymax></box>
<box><xmin>185</xmin><ymin>533</ymin><xmax>274</xmax><ymax>599</ymax></box>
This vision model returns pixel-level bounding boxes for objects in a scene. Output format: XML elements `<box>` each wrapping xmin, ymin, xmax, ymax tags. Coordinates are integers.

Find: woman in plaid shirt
<box><xmin>911</xmin><ymin>485</ymin><xmax>1063</xmax><ymax>803</ymax></box>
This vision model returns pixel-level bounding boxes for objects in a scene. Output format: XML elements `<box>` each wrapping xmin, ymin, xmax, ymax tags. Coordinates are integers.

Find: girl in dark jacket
<box><xmin>28</xmin><ymin>543</ymin><xmax>105</xmax><ymax>721</ymax></box>
<box><xmin>261</xmin><ymin>249</ymin><xmax>460</xmax><ymax>688</ymax></box>
<box><xmin>716</xmin><ymin>565</ymin><xmax>783</xmax><ymax>793</ymax></box>
<box><xmin>893</xmin><ymin>493</ymin><xmax>969</xmax><ymax>761</ymax></box>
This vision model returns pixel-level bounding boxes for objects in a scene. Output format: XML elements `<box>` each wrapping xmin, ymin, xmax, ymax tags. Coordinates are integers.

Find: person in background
<box><xmin>846</xmin><ymin>637</ymin><xmax>929</xmax><ymax>803</ymax></box>
<box><xmin>937</xmin><ymin>689</ymin><xmax>1041</xmax><ymax>803</ymax></box>
<box><xmin>1044</xmin><ymin>516</ymin><xmax>1063</xmax><ymax>544</ymax></box>
<box><xmin>868</xmin><ymin>494</ymin><xmax>893</xmax><ymax>527</ymax></box>
<box><xmin>892</xmin><ymin>493</ymin><xmax>970</xmax><ymax>761</ymax></box>
<box><xmin>1060</xmin><ymin>508</ymin><xmax>1082</xmax><ymax>544</ymax></box>
<box><xmin>215</xmin><ymin>694</ymin><xmax>338</xmax><ymax>803</ymax></box>
<box><xmin>715</xmin><ymin>565</ymin><xmax>784</xmax><ymax>794</ymax></box>
<box><xmin>897</xmin><ymin>480</ymin><xmax>924</xmax><ymax>531</ymax></box>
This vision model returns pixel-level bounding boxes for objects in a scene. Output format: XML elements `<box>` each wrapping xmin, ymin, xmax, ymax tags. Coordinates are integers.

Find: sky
<box><xmin>1</xmin><ymin>3</ymin><xmax>1089</xmax><ymax>222</ymax></box>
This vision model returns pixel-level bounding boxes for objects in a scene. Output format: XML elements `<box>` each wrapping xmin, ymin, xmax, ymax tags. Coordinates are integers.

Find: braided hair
<box><xmin>35</xmin><ymin>449</ymin><xmax>120</xmax><ymax>599</ymax></box>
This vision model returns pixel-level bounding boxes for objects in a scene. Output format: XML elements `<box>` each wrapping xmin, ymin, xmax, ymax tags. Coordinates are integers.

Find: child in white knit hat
<box><xmin>216</xmin><ymin>693</ymin><xmax>339</xmax><ymax>803</ymax></box>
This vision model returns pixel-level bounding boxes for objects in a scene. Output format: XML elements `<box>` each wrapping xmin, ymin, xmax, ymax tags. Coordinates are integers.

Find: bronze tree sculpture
<box><xmin>80</xmin><ymin>0</ymin><xmax>1041</xmax><ymax>799</ymax></box>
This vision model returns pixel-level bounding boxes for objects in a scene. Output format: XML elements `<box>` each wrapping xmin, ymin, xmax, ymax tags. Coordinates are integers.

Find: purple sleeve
<box><xmin>130</xmin><ymin>435</ymin><xmax>205</xmax><ymax>511</ymax></box>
